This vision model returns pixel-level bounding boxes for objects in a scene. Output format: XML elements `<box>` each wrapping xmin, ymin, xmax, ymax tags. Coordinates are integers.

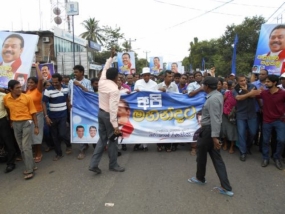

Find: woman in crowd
<box><xmin>26</xmin><ymin>63</ymin><xmax>44</xmax><ymax>162</ymax></box>
<box><xmin>222</xmin><ymin>81</ymin><xmax>237</xmax><ymax>154</ymax></box>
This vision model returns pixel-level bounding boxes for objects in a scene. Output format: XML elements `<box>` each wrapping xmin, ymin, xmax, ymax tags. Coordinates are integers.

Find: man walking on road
<box><xmin>89</xmin><ymin>52</ymin><xmax>124</xmax><ymax>174</ymax></box>
<box><xmin>188</xmin><ymin>76</ymin><xmax>234</xmax><ymax>197</ymax></box>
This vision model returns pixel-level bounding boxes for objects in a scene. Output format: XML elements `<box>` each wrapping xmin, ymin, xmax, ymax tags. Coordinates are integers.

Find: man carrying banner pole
<box><xmin>89</xmin><ymin>51</ymin><xmax>125</xmax><ymax>174</ymax></box>
<box><xmin>188</xmin><ymin>76</ymin><xmax>233</xmax><ymax>197</ymax></box>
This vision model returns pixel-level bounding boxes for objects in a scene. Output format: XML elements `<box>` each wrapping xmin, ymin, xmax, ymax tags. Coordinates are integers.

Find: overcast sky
<box><xmin>0</xmin><ymin>0</ymin><xmax>284</xmax><ymax>62</ymax></box>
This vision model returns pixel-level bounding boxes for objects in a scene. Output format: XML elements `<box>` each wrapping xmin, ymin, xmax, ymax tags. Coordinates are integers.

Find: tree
<box><xmin>80</xmin><ymin>18</ymin><xmax>104</xmax><ymax>45</ymax></box>
<box><xmin>185</xmin><ymin>16</ymin><xmax>266</xmax><ymax>76</ymax></box>
<box><xmin>122</xmin><ymin>40</ymin><xmax>132</xmax><ymax>52</ymax></box>
<box><xmin>102</xmin><ymin>25</ymin><xmax>125</xmax><ymax>51</ymax></box>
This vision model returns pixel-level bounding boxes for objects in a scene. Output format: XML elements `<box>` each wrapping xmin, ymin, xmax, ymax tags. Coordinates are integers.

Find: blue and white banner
<box><xmin>71</xmin><ymin>86</ymin><xmax>205</xmax><ymax>143</ymax></box>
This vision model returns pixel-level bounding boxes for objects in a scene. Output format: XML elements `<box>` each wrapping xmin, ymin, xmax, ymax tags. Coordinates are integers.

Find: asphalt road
<box><xmin>0</xmin><ymin>143</ymin><xmax>284</xmax><ymax>214</ymax></box>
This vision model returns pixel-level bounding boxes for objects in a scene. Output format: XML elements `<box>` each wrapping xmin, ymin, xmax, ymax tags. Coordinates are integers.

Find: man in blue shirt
<box><xmin>233</xmin><ymin>74</ymin><xmax>261</xmax><ymax>161</ymax></box>
<box><xmin>42</xmin><ymin>73</ymin><xmax>72</xmax><ymax>161</ymax></box>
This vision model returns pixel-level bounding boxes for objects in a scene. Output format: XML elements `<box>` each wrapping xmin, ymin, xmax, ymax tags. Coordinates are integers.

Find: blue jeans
<box><xmin>262</xmin><ymin>120</ymin><xmax>285</xmax><ymax>160</ymax></box>
<box><xmin>237</xmin><ymin>118</ymin><xmax>257</xmax><ymax>154</ymax></box>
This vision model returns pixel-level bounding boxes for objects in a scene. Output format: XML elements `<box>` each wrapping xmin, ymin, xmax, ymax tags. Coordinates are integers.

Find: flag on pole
<box><xmin>231</xmin><ymin>34</ymin><xmax>238</xmax><ymax>74</ymax></box>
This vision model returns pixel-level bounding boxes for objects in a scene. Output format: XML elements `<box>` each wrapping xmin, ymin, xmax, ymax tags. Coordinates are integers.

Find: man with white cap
<box><xmin>278</xmin><ymin>73</ymin><xmax>285</xmax><ymax>89</ymax></box>
<box><xmin>133</xmin><ymin>67</ymin><xmax>158</xmax><ymax>151</ymax></box>
<box><xmin>134</xmin><ymin>67</ymin><xmax>158</xmax><ymax>92</ymax></box>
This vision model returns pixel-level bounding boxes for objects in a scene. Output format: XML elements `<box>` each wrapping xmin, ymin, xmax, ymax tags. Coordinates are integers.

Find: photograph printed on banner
<box><xmin>0</xmin><ymin>32</ymin><xmax>38</xmax><ymax>89</ymax></box>
<box><xmin>253</xmin><ymin>24</ymin><xmax>285</xmax><ymax>76</ymax></box>
<box><xmin>149</xmin><ymin>56</ymin><xmax>163</xmax><ymax>75</ymax></box>
<box><xmin>117</xmin><ymin>52</ymin><xmax>136</xmax><ymax>75</ymax></box>
<box><xmin>39</xmin><ymin>63</ymin><xmax>55</xmax><ymax>81</ymax></box>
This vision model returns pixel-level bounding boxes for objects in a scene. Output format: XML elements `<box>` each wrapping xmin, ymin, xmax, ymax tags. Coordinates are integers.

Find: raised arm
<box><xmin>35</xmin><ymin>62</ymin><xmax>43</xmax><ymax>92</ymax></box>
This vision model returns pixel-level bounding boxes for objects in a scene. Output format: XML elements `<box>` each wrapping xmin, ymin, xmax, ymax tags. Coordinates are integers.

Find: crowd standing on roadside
<box><xmin>1</xmin><ymin>57</ymin><xmax>285</xmax><ymax>198</ymax></box>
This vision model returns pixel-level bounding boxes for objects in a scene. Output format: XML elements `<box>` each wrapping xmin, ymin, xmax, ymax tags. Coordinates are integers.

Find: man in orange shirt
<box><xmin>4</xmin><ymin>80</ymin><xmax>39</xmax><ymax>180</ymax></box>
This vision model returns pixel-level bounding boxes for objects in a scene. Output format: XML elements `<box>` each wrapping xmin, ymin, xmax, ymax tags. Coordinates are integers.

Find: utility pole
<box><xmin>276</xmin><ymin>14</ymin><xmax>283</xmax><ymax>23</ymax></box>
<box><xmin>143</xmin><ymin>51</ymin><xmax>150</xmax><ymax>66</ymax></box>
<box><xmin>127</xmin><ymin>38</ymin><xmax>136</xmax><ymax>51</ymax></box>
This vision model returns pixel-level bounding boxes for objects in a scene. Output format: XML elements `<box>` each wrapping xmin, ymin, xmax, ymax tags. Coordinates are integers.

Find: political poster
<box><xmin>166</xmin><ymin>61</ymin><xmax>183</xmax><ymax>74</ymax></box>
<box><xmin>253</xmin><ymin>24</ymin><xmax>285</xmax><ymax>76</ymax></box>
<box><xmin>39</xmin><ymin>63</ymin><xmax>55</xmax><ymax>81</ymax></box>
<box><xmin>149</xmin><ymin>56</ymin><xmax>163</xmax><ymax>75</ymax></box>
<box><xmin>71</xmin><ymin>86</ymin><xmax>205</xmax><ymax>144</ymax></box>
<box><xmin>0</xmin><ymin>32</ymin><xmax>38</xmax><ymax>89</ymax></box>
<box><xmin>117</xmin><ymin>52</ymin><xmax>136</xmax><ymax>75</ymax></box>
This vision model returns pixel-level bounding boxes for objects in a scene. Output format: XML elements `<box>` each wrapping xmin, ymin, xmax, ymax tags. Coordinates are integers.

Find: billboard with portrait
<box><xmin>166</xmin><ymin>61</ymin><xmax>184</xmax><ymax>74</ymax></box>
<box><xmin>149</xmin><ymin>56</ymin><xmax>163</xmax><ymax>75</ymax></box>
<box><xmin>253</xmin><ymin>24</ymin><xmax>285</xmax><ymax>75</ymax></box>
<box><xmin>39</xmin><ymin>63</ymin><xmax>55</xmax><ymax>81</ymax></box>
<box><xmin>0</xmin><ymin>32</ymin><xmax>38</xmax><ymax>89</ymax></box>
<box><xmin>117</xmin><ymin>52</ymin><xmax>136</xmax><ymax>75</ymax></box>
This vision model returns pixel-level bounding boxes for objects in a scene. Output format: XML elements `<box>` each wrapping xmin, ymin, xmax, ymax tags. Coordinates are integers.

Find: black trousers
<box><xmin>196</xmin><ymin>125</ymin><xmax>232</xmax><ymax>191</ymax></box>
<box><xmin>0</xmin><ymin>117</ymin><xmax>16</xmax><ymax>165</ymax></box>
<box><xmin>50</xmin><ymin>116</ymin><xmax>71</xmax><ymax>156</ymax></box>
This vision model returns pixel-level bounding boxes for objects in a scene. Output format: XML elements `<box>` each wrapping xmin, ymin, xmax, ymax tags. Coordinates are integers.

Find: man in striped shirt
<box><xmin>42</xmin><ymin>73</ymin><xmax>72</xmax><ymax>161</ymax></box>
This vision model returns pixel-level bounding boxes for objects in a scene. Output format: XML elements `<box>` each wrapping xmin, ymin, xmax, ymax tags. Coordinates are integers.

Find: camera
<box><xmin>108</xmin><ymin>132</ymin><xmax>122</xmax><ymax>141</ymax></box>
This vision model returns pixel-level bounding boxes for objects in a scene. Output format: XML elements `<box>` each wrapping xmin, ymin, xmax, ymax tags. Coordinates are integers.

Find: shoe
<box><xmin>77</xmin><ymin>152</ymin><xmax>85</xmax><ymax>160</ymax></box>
<box><xmin>240</xmin><ymin>154</ymin><xmax>246</xmax><ymax>162</ymax></box>
<box><xmin>143</xmin><ymin>147</ymin><xmax>148</xmax><ymax>152</ymax></box>
<box><xmin>109</xmin><ymin>166</ymin><xmax>125</xmax><ymax>172</ymax></box>
<box><xmin>53</xmin><ymin>155</ymin><xmax>63</xmax><ymax>161</ymax></box>
<box><xmin>213</xmin><ymin>187</ymin><xmax>234</xmax><ymax>197</ymax></box>
<box><xmin>117</xmin><ymin>152</ymin><xmax>122</xmax><ymax>157</ymax></box>
<box><xmin>188</xmin><ymin>177</ymin><xmax>206</xmax><ymax>185</ymax></box>
<box><xmin>133</xmin><ymin>145</ymin><xmax>139</xmax><ymax>151</ymax></box>
<box><xmin>274</xmin><ymin>159</ymin><xmax>283</xmax><ymax>170</ymax></box>
<box><xmin>122</xmin><ymin>144</ymin><xmax>127</xmax><ymax>151</ymax></box>
<box><xmin>66</xmin><ymin>147</ymin><xmax>72</xmax><ymax>155</ymax></box>
<box><xmin>261</xmin><ymin>159</ymin><xmax>269</xmax><ymax>167</ymax></box>
<box><xmin>89</xmin><ymin>167</ymin><xmax>102</xmax><ymax>174</ymax></box>
<box><xmin>5</xmin><ymin>164</ymin><xmax>15</xmax><ymax>173</ymax></box>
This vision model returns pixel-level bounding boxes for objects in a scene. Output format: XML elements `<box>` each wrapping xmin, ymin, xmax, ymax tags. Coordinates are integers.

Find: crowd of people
<box><xmin>0</xmin><ymin>56</ymin><xmax>285</xmax><ymax>185</ymax></box>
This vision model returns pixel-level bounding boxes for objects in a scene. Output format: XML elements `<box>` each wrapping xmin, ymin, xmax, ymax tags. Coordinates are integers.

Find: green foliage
<box><xmin>186</xmin><ymin>16</ymin><xmax>265</xmax><ymax>76</ymax></box>
<box><xmin>135</xmin><ymin>58</ymin><xmax>148</xmax><ymax>74</ymax></box>
<box><xmin>79</xmin><ymin>18</ymin><xmax>104</xmax><ymax>45</ymax></box>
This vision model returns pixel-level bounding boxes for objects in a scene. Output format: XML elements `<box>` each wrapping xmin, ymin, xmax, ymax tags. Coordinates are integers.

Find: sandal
<box><xmin>35</xmin><ymin>155</ymin><xmax>43</xmax><ymax>163</ymax></box>
<box><xmin>23</xmin><ymin>167</ymin><xmax>38</xmax><ymax>175</ymax></box>
<box><xmin>190</xmin><ymin>149</ymin><xmax>196</xmax><ymax>156</ymax></box>
<box><xmin>157</xmin><ymin>146</ymin><xmax>162</xmax><ymax>152</ymax></box>
<box><xmin>24</xmin><ymin>173</ymin><xmax>34</xmax><ymax>180</ymax></box>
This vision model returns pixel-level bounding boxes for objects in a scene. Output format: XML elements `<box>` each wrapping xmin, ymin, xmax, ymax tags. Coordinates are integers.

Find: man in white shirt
<box><xmin>187</xmin><ymin>71</ymin><xmax>204</xmax><ymax>97</ymax></box>
<box><xmin>88</xmin><ymin>126</ymin><xmax>97</xmax><ymax>142</ymax></box>
<box><xmin>158</xmin><ymin>70</ymin><xmax>179</xmax><ymax>93</ymax></box>
<box><xmin>133</xmin><ymin>67</ymin><xmax>158</xmax><ymax>151</ymax></box>
<box><xmin>134</xmin><ymin>67</ymin><xmax>158</xmax><ymax>92</ymax></box>
<box><xmin>73</xmin><ymin>125</ymin><xmax>87</xmax><ymax>142</ymax></box>
<box><xmin>157</xmin><ymin>70</ymin><xmax>179</xmax><ymax>152</ymax></box>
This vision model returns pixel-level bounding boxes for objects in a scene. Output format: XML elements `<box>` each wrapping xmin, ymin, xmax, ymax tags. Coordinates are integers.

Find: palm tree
<box><xmin>122</xmin><ymin>40</ymin><xmax>132</xmax><ymax>51</ymax></box>
<box><xmin>80</xmin><ymin>18</ymin><xmax>104</xmax><ymax>45</ymax></box>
